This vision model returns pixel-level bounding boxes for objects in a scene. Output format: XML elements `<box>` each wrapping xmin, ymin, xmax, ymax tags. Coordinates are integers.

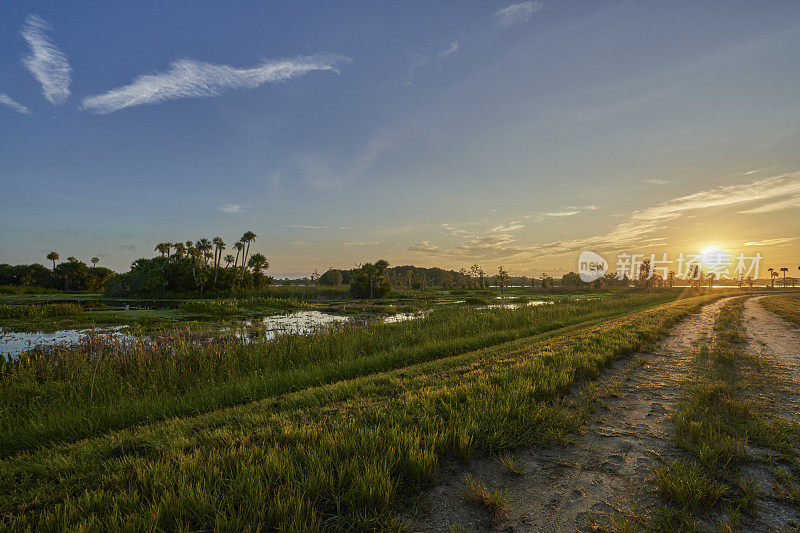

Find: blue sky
<box><xmin>2</xmin><ymin>1</ymin><xmax>800</xmax><ymax>277</ymax></box>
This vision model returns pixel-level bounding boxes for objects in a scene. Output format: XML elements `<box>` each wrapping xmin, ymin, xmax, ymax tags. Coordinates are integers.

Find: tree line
<box><xmin>0</xmin><ymin>254</ymin><xmax>114</xmax><ymax>292</ymax></box>
<box><xmin>107</xmin><ymin>232</ymin><xmax>271</xmax><ymax>296</ymax></box>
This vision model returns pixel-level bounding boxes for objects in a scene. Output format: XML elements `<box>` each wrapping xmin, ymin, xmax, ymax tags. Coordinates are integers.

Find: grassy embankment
<box><xmin>0</xmin><ymin>292</ymin><xmax>723</xmax><ymax>530</ymax></box>
<box><xmin>653</xmin><ymin>297</ymin><xmax>800</xmax><ymax>530</ymax></box>
<box><xmin>1</xmin><ymin>292</ymin><xmax>682</xmax><ymax>456</ymax></box>
<box><xmin>760</xmin><ymin>292</ymin><xmax>800</xmax><ymax>325</ymax></box>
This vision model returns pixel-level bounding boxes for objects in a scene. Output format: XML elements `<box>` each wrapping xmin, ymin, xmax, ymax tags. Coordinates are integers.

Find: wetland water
<box><xmin>1</xmin><ymin>300</ymin><xmax>549</xmax><ymax>359</ymax></box>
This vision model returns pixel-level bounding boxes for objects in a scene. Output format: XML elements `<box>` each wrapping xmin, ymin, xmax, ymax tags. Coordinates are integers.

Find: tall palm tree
<box><xmin>780</xmin><ymin>267</ymin><xmax>789</xmax><ymax>287</ymax></box>
<box><xmin>187</xmin><ymin>244</ymin><xmax>199</xmax><ymax>286</ymax></box>
<box><xmin>196</xmin><ymin>239</ymin><xmax>212</xmax><ymax>267</ymax></box>
<box><xmin>240</xmin><ymin>231</ymin><xmax>257</xmax><ymax>281</ymax></box>
<box><xmin>212</xmin><ymin>237</ymin><xmax>226</xmax><ymax>287</ymax></box>
<box><xmin>224</xmin><ymin>254</ymin><xmax>235</xmax><ymax>268</ymax></box>
<box><xmin>768</xmin><ymin>267</ymin><xmax>775</xmax><ymax>287</ymax></box>
<box><xmin>173</xmin><ymin>242</ymin><xmax>186</xmax><ymax>258</ymax></box>
<box><xmin>232</xmin><ymin>241</ymin><xmax>245</xmax><ymax>288</ymax></box>
<box><xmin>91</xmin><ymin>257</ymin><xmax>99</xmax><ymax>267</ymax></box>
<box><xmin>46</xmin><ymin>251</ymin><xmax>59</xmax><ymax>270</ymax></box>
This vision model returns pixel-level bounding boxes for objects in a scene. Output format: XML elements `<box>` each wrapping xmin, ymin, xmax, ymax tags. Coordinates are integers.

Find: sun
<box><xmin>700</xmin><ymin>245</ymin><xmax>729</xmax><ymax>267</ymax></box>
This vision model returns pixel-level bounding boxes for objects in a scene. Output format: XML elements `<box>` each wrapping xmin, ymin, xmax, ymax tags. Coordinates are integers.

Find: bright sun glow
<box><xmin>701</xmin><ymin>245</ymin><xmax>729</xmax><ymax>266</ymax></box>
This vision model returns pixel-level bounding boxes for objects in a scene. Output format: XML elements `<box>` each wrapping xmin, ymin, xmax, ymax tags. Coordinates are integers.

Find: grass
<box><xmin>654</xmin><ymin>296</ymin><xmax>800</xmax><ymax>530</ymax></box>
<box><xmin>0</xmin><ymin>293</ymin><xmax>723</xmax><ymax>530</ymax></box>
<box><xmin>463</xmin><ymin>473</ymin><xmax>509</xmax><ymax>522</ymax></box>
<box><xmin>0</xmin><ymin>303</ymin><xmax>83</xmax><ymax>319</ymax></box>
<box><xmin>760</xmin><ymin>293</ymin><xmax>800</xmax><ymax>325</ymax></box>
<box><xmin>653</xmin><ymin>459</ymin><xmax>726</xmax><ymax>509</ymax></box>
<box><xmin>0</xmin><ymin>292</ymin><xmax>691</xmax><ymax>456</ymax></box>
<box><xmin>498</xmin><ymin>452</ymin><xmax>525</xmax><ymax>475</ymax></box>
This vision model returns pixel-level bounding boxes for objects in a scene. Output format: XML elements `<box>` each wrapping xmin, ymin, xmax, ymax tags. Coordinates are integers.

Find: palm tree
<box><xmin>173</xmin><ymin>242</ymin><xmax>186</xmax><ymax>258</ymax></box>
<box><xmin>240</xmin><ymin>231</ymin><xmax>257</xmax><ymax>281</ymax></box>
<box><xmin>155</xmin><ymin>243</ymin><xmax>171</xmax><ymax>257</ymax></box>
<box><xmin>232</xmin><ymin>240</ymin><xmax>245</xmax><ymax>288</ymax></box>
<box><xmin>224</xmin><ymin>254</ymin><xmax>235</xmax><ymax>268</ymax></box>
<box><xmin>91</xmin><ymin>257</ymin><xmax>99</xmax><ymax>267</ymax></box>
<box><xmin>247</xmin><ymin>253</ymin><xmax>269</xmax><ymax>288</ymax></box>
<box><xmin>46</xmin><ymin>251</ymin><xmax>59</xmax><ymax>270</ymax></box>
<box><xmin>196</xmin><ymin>239</ymin><xmax>212</xmax><ymax>267</ymax></box>
<box><xmin>780</xmin><ymin>267</ymin><xmax>789</xmax><ymax>287</ymax></box>
<box><xmin>212</xmin><ymin>237</ymin><xmax>226</xmax><ymax>287</ymax></box>
<box><xmin>187</xmin><ymin>245</ymin><xmax>199</xmax><ymax>286</ymax></box>
<box><xmin>768</xmin><ymin>267</ymin><xmax>775</xmax><ymax>287</ymax></box>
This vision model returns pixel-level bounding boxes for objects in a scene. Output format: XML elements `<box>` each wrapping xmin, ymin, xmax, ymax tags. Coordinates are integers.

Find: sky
<box><xmin>1</xmin><ymin>1</ymin><xmax>799</xmax><ymax>278</ymax></box>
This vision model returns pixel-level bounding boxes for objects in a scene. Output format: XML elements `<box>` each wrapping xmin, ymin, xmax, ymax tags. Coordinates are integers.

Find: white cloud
<box><xmin>82</xmin><ymin>54</ymin><xmax>350</xmax><ymax>114</ymax></box>
<box><xmin>738</xmin><ymin>195</ymin><xmax>800</xmax><ymax>214</ymax></box>
<box><xmin>495</xmin><ymin>1</ymin><xmax>543</xmax><ymax>27</ymax></box>
<box><xmin>543</xmin><ymin>211</ymin><xmax>579</xmax><ymax>217</ymax></box>
<box><xmin>289</xmin><ymin>225</ymin><xmax>329</xmax><ymax>230</ymax></box>
<box><xmin>21</xmin><ymin>14</ymin><xmax>71</xmax><ymax>105</ymax></box>
<box><xmin>216</xmin><ymin>204</ymin><xmax>245</xmax><ymax>213</ymax></box>
<box><xmin>0</xmin><ymin>93</ymin><xmax>30</xmax><ymax>114</ymax></box>
<box><xmin>343</xmin><ymin>241</ymin><xmax>381</xmax><ymax>246</ymax></box>
<box><xmin>743</xmin><ymin>237</ymin><xmax>797</xmax><ymax>247</ymax></box>
<box><xmin>641</xmin><ymin>178</ymin><xmax>669</xmax><ymax>185</ymax></box>
<box><xmin>438</xmin><ymin>41</ymin><xmax>460</xmax><ymax>59</ymax></box>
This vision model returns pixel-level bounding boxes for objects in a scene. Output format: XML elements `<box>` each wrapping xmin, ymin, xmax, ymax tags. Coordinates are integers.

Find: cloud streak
<box><xmin>216</xmin><ymin>204</ymin><xmax>245</xmax><ymax>213</ymax></box>
<box><xmin>410</xmin><ymin>173</ymin><xmax>800</xmax><ymax>263</ymax></box>
<box><xmin>0</xmin><ymin>93</ymin><xmax>30</xmax><ymax>114</ymax></box>
<box><xmin>438</xmin><ymin>41</ymin><xmax>460</xmax><ymax>59</ymax></box>
<box><xmin>495</xmin><ymin>1</ymin><xmax>543</xmax><ymax>27</ymax></box>
<box><xmin>743</xmin><ymin>237</ymin><xmax>797</xmax><ymax>247</ymax></box>
<box><xmin>21</xmin><ymin>14</ymin><xmax>72</xmax><ymax>105</ymax></box>
<box><xmin>82</xmin><ymin>54</ymin><xmax>350</xmax><ymax>114</ymax></box>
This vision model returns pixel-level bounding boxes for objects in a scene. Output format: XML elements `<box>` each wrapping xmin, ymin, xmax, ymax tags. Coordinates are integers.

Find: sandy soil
<box><xmin>405</xmin><ymin>298</ymin><xmax>731</xmax><ymax>532</ymax></box>
<box><xmin>743</xmin><ymin>296</ymin><xmax>800</xmax><ymax>420</ymax></box>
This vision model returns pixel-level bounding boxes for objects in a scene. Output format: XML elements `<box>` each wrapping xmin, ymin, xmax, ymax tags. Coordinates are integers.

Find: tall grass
<box><xmin>0</xmin><ymin>292</ymin><xmax>681</xmax><ymax>455</ymax></box>
<box><xmin>0</xmin><ymin>303</ymin><xmax>82</xmax><ymax>319</ymax></box>
<box><xmin>0</xmin><ymin>294</ymin><xmax>720</xmax><ymax>530</ymax></box>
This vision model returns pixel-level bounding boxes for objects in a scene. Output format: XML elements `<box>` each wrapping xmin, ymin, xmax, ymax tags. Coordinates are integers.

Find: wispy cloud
<box><xmin>410</xmin><ymin>173</ymin><xmax>800</xmax><ymax>262</ymax></box>
<box><xmin>289</xmin><ymin>225</ymin><xmax>329</xmax><ymax>230</ymax></box>
<box><xmin>438</xmin><ymin>41</ymin><xmax>460</xmax><ymax>59</ymax></box>
<box><xmin>343</xmin><ymin>241</ymin><xmax>381</xmax><ymax>246</ymax></box>
<box><xmin>411</xmin><ymin>220</ymin><xmax>527</xmax><ymax>260</ymax></box>
<box><xmin>82</xmin><ymin>54</ymin><xmax>350</xmax><ymax>114</ymax></box>
<box><xmin>495</xmin><ymin>1</ymin><xmax>543</xmax><ymax>28</ymax></box>
<box><xmin>737</xmin><ymin>195</ymin><xmax>800</xmax><ymax>214</ymax></box>
<box><xmin>216</xmin><ymin>204</ymin><xmax>245</xmax><ymax>213</ymax></box>
<box><xmin>743</xmin><ymin>237</ymin><xmax>797</xmax><ymax>247</ymax></box>
<box><xmin>537</xmin><ymin>172</ymin><xmax>800</xmax><ymax>256</ymax></box>
<box><xmin>21</xmin><ymin>14</ymin><xmax>71</xmax><ymax>105</ymax></box>
<box><xmin>543</xmin><ymin>211</ymin><xmax>579</xmax><ymax>217</ymax></box>
<box><xmin>0</xmin><ymin>93</ymin><xmax>30</xmax><ymax>114</ymax></box>
<box><xmin>532</xmin><ymin>204</ymin><xmax>598</xmax><ymax>221</ymax></box>
<box><xmin>641</xmin><ymin>178</ymin><xmax>669</xmax><ymax>185</ymax></box>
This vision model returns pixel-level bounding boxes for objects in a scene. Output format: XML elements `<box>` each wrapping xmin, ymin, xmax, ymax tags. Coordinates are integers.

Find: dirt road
<box><xmin>407</xmin><ymin>298</ymin><xmax>732</xmax><ymax>532</ymax></box>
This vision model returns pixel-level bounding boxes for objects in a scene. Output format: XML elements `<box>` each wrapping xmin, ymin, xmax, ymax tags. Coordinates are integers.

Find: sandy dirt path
<box><xmin>743</xmin><ymin>295</ymin><xmax>800</xmax><ymax>409</ymax></box>
<box><xmin>406</xmin><ymin>298</ymin><xmax>731</xmax><ymax>532</ymax></box>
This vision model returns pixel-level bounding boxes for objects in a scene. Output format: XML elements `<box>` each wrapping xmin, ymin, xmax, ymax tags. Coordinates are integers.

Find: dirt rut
<box><xmin>407</xmin><ymin>298</ymin><xmax>730</xmax><ymax>532</ymax></box>
<box><xmin>743</xmin><ymin>295</ymin><xmax>800</xmax><ymax>412</ymax></box>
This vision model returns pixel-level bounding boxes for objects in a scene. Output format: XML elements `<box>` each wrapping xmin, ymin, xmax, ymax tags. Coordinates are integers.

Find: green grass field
<box><xmin>0</xmin><ymin>291</ymin><xmax>726</xmax><ymax>530</ymax></box>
